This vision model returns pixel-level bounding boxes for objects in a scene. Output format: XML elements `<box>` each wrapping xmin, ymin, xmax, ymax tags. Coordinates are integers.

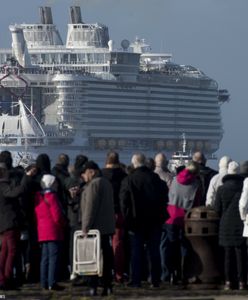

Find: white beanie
<box><xmin>218</xmin><ymin>156</ymin><xmax>232</xmax><ymax>170</ymax></box>
<box><xmin>40</xmin><ymin>174</ymin><xmax>56</xmax><ymax>189</ymax></box>
<box><xmin>227</xmin><ymin>161</ymin><xmax>240</xmax><ymax>175</ymax></box>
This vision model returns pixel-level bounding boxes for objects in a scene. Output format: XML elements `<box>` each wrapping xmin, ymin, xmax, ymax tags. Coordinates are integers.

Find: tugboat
<box><xmin>168</xmin><ymin>133</ymin><xmax>192</xmax><ymax>174</ymax></box>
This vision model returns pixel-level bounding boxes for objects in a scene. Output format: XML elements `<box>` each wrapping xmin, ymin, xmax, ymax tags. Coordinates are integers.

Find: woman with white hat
<box><xmin>34</xmin><ymin>174</ymin><xmax>67</xmax><ymax>291</ymax></box>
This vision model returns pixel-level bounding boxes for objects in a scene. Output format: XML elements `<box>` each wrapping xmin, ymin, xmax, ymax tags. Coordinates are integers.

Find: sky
<box><xmin>0</xmin><ymin>0</ymin><xmax>247</xmax><ymax>163</ymax></box>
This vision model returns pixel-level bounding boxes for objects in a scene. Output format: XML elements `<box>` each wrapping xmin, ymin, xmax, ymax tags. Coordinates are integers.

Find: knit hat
<box><xmin>240</xmin><ymin>161</ymin><xmax>248</xmax><ymax>175</ymax></box>
<box><xmin>218</xmin><ymin>156</ymin><xmax>232</xmax><ymax>170</ymax></box>
<box><xmin>227</xmin><ymin>161</ymin><xmax>240</xmax><ymax>174</ymax></box>
<box><xmin>40</xmin><ymin>174</ymin><xmax>56</xmax><ymax>189</ymax></box>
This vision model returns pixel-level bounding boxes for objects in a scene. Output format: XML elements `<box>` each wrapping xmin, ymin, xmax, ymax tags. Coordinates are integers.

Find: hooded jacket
<box><xmin>35</xmin><ymin>189</ymin><xmax>67</xmax><ymax>242</ymax></box>
<box><xmin>206</xmin><ymin>168</ymin><xmax>229</xmax><ymax>207</ymax></box>
<box><xmin>166</xmin><ymin>168</ymin><xmax>199</xmax><ymax>227</ymax></box>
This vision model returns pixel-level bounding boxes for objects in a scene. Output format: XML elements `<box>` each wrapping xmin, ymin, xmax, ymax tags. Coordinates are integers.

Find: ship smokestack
<box><xmin>9</xmin><ymin>25</ymin><xmax>31</xmax><ymax>67</ymax></box>
<box><xmin>40</xmin><ymin>7</ymin><xmax>53</xmax><ymax>24</ymax></box>
<box><xmin>70</xmin><ymin>6</ymin><xmax>82</xmax><ymax>24</ymax></box>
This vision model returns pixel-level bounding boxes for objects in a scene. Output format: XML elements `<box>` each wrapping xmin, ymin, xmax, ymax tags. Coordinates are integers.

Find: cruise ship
<box><xmin>0</xmin><ymin>6</ymin><xmax>229</xmax><ymax>164</ymax></box>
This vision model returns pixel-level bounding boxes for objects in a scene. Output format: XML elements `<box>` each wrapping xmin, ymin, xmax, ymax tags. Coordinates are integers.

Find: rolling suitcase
<box><xmin>71</xmin><ymin>229</ymin><xmax>103</xmax><ymax>279</ymax></box>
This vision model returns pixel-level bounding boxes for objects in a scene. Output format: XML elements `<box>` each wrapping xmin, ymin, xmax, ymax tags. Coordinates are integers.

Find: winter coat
<box><xmin>154</xmin><ymin>166</ymin><xmax>173</xmax><ymax>188</ymax></box>
<box><xmin>239</xmin><ymin>177</ymin><xmax>248</xmax><ymax>237</ymax></box>
<box><xmin>35</xmin><ymin>189</ymin><xmax>67</xmax><ymax>242</ymax></box>
<box><xmin>81</xmin><ymin>175</ymin><xmax>115</xmax><ymax>235</ymax></box>
<box><xmin>206</xmin><ymin>168</ymin><xmax>228</xmax><ymax>207</ymax></box>
<box><xmin>166</xmin><ymin>168</ymin><xmax>199</xmax><ymax>227</ymax></box>
<box><xmin>239</xmin><ymin>177</ymin><xmax>248</xmax><ymax>220</ymax></box>
<box><xmin>102</xmin><ymin>167</ymin><xmax>127</xmax><ymax>214</ymax></box>
<box><xmin>0</xmin><ymin>175</ymin><xmax>30</xmax><ymax>233</ymax></box>
<box><xmin>52</xmin><ymin>164</ymin><xmax>70</xmax><ymax>212</ymax></box>
<box><xmin>214</xmin><ymin>174</ymin><xmax>245</xmax><ymax>247</ymax></box>
<box><xmin>64</xmin><ymin>174</ymin><xmax>84</xmax><ymax>227</ymax></box>
<box><xmin>198</xmin><ymin>165</ymin><xmax>218</xmax><ymax>204</ymax></box>
<box><xmin>120</xmin><ymin>166</ymin><xmax>168</xmax><ymax>232</ymax></box>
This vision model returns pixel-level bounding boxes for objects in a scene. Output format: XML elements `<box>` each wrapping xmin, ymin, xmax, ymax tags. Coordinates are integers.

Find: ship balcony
<box><xmin>218</xmin><ymin>89</ymin><xmax>230</xmax><ymax>103</ymax></box>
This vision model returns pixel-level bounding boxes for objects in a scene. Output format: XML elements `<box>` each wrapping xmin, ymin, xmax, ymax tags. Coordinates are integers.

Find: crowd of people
<box><xmin>0</xmin><ymin>149</ymin><xmax>248</xmax><ymax>295</ymax></box>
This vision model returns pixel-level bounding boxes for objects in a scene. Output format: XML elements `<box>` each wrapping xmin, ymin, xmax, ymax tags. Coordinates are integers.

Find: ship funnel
<box><xmin>40</xmin><ymin>6</ymin><xmax>53</xmax><ymax>24</ymax></box>
<box><xmin>9</xmin><ymin>25</ymin><xmax>31</xmax><ymax>67</ymax></box>
<box><xmin>70</xmin><ymin>6</ymin><xmax>82</xmax><ymax>24</ymax></box>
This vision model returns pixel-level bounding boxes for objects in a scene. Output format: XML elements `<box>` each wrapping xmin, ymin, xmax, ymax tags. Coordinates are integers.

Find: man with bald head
<box><xmin>120</xmin><ymin>153</ymin><xmax>168</xmax><ymax>288</ymax></box>
<box><xmin>192</xmin><ymin>151</ymin><xmax>206</xmax><ymax>165</ymax></box>
<box><xmin>154</xmin><ymin>152</ymin><xmax>173</xmax><ymax>188</ymax></box>
<box><xmin>192</xmin><ymin>151</ymin><xmax>217</xmax><ymax>205</ymax></box>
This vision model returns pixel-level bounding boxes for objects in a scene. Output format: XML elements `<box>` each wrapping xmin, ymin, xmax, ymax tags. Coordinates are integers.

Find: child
<box><xmin>34</xmin><ymin>174</ymin><xmax>67</xmax><ymax>290</ymax></box>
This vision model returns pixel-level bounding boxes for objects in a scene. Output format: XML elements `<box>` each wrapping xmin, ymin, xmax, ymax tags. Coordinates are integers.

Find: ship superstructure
<box><xmin>0</xmin><ymin>6</ymin><xmax>229</xmax><ymax>163</ymax></box>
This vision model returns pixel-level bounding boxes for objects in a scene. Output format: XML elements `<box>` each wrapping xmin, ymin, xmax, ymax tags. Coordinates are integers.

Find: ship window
<box><xmin>63</xmin><ymin>54</ymin><xmax>69</xmax><ymax>63</ymax></box>
<box><xmin>70</xmin><ymin>54</ymin><xmax>77</xmax><ymax>63</ymax></box>
<box><xmin>86</xmin><ymin>54</ymin><xmax>93</xmax><ymax>63</ymax></box>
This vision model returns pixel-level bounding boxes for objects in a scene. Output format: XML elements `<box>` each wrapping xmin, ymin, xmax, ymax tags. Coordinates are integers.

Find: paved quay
<box><xmin>2</xmin><ymin>282</ymin><xmax>248</xmax><ymax>300</ymax></box>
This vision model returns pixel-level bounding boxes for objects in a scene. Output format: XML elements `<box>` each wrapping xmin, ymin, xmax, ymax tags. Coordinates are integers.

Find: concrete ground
<box><xmin>2</xmin><ymin>281</ymin><xmax>248</xmax><ymax>300</ymax></box>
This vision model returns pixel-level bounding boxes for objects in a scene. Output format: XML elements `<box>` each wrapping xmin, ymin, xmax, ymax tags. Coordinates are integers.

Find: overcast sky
<box><xmin>0</xmin><ymin>0</ymin><xmax>247</xmax><ymax>163</ymax></box>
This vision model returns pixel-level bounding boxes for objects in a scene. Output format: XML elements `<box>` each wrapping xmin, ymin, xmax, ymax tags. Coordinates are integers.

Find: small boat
<box><xmin>168</xmin><ymin>133</ymin><xmax>192</xmax><ymax>174</ymax></box>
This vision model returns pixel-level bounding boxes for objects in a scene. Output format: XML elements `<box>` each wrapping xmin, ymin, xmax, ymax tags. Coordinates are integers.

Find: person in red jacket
<box><xmin>34</xmin><ymin>174</ymin><xmax>67</xmax><ymax>291</ymax></box>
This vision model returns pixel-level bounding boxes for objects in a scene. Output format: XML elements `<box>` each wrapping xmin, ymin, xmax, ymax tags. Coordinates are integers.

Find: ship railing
<box><xmin>139</xmin><ymin>68</ymin><xmax>208</xmax><ymax>79</ymax></box>
<box><xmin>0</xmin><ymin>137</ymin><xmax>47</xmax><ymax>146</ymax></box>
<box><xmin>0</xmin><ymin>138</ymin><xmax>18</xmax><ymax>145</ymax></box>
<box><xmin>46</xmin><ymin>131</ymin><xmax>75</xmax><ymax>138</ymax></box>
<box><xmin>38</xmin><ymin>61</ymin><xmax>110</xmax><ymax>66</ymax></box>
<box><xmin>137</xmin><ymin>73</ymin><xmax>215</xmax><ymax>88</ymax></box>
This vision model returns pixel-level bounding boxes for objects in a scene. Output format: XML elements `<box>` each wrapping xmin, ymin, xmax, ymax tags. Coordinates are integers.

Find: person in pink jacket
<box><xmin>162</xmin><ymin>161</ymin><xmax>201</xmax><ymax>284</ymax></box>
<box><xmin>34</xmin><ymin>174</ymin><xmax>67</xmax><ymax>291</ymax></box>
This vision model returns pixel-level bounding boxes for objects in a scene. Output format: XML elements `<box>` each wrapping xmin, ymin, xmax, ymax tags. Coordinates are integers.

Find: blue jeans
<box><xmin>40</xmin><ymin>241</ymin><xmax>61</xmax><ymax>289</ymax></box>
<box><xmin>160</xmin><ymin>225</ymin><xmax>170</xmax><ymax>281</ymax></box>
<box><xmin>129</xmin><ymin>228</ymin><xmax>161</xmax><ymax>286</ymax></box>
<box><xmin>160</xmin><ymin>224</ymin><xmax>188</xmax><ymax>281</ymax></box>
